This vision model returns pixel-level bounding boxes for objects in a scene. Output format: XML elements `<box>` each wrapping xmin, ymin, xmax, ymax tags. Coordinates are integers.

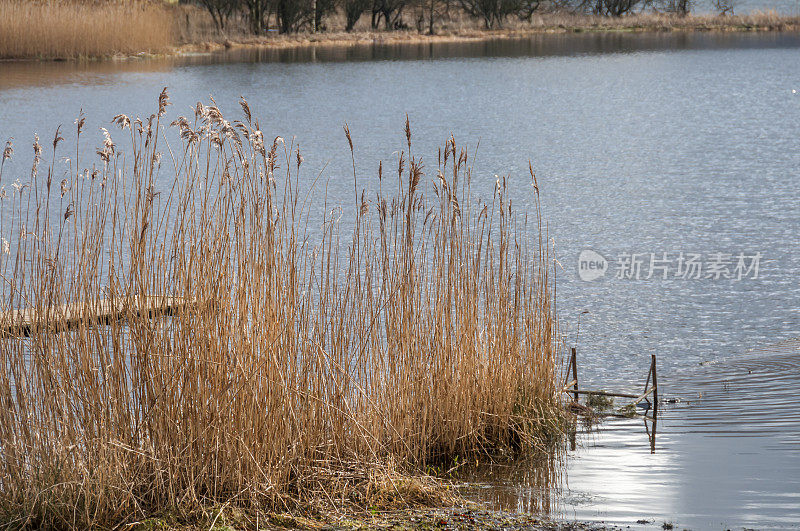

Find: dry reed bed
<box><xmin>0</xmin><ymin>0</ymin><xmax>175</xmax><ymax>60</ymax></box>
<box><xmin>0</xmin><ymin>91</ymin><xmax>564</xmax><ymax>528</ymax></box>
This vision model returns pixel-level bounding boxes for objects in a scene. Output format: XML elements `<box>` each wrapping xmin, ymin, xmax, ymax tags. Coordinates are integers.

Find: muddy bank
<box><xmin>322</xmin><ymin>507</ymin><xmax>625</xmax><ymax>530</ymax></box>
<box><xmin>132</xmin><ymin>506</ymin><xmax>626</xmax><ymax>530</ymax></box>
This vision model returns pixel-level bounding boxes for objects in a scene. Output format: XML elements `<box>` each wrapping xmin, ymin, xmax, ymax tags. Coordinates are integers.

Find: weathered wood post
<box><xmin>571</xmin><ymin>347</ymin><xmax>579</xmax><ymax>402</ymax></box>
<box><xmin>650</xmin><ymin>354</ymin><xmax>658</xmax><ymax>453</ymax></box>
<box><xmin>647</xmin><ymin>408</ymin><xmax>657</xmax><ymax>454</ymax></box>
<box><xmin>651</xmin><ymin>354</ymin><xmax>658</xmax><ymax>406</ymax></box>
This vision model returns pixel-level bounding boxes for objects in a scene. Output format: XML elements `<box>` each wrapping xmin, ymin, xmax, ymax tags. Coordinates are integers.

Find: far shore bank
<box><xmin>2</xmin><ymin>6</ymin><xmax>800</xmax><ymax>62</ymax></box>
<box><xmin>177</xmin><ymin>13</ymin><xmax>800</xmax><ymax>56</ymax></box>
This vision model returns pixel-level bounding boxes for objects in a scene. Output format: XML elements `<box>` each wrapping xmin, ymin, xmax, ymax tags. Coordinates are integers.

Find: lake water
<box><xmin>1</xmin><ymin>31</ymin><xmax>800</xmax><ymax>529</ymax></box>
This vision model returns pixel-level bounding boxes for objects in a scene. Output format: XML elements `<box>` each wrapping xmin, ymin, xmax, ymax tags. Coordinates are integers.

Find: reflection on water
<box><xmin>461</xmin><ymin>452</ymin><xmax>565</xmax><ymax>516</ymax></box>
<box><xmin>3</xmin><ymin>31</ymin><xmax>800</xmax><ymax>91</ymax></box>
<box><xmin>671</xmin><ymin>339</ymin><xmax>800</xmax><ymax>446</ymax></box>
<box><xmin>202</xmin><ymin>31</ymin><xmax>800</xmax><ymax>64</ymax></box>
<box><xmin>0</xmin><ymin>57</ymin><xmax>178</xmax><ymax>91</ymax></box>
<box><xmin>468</xmin><ymin>339</ymin><xmax>800</xmax><ymax>528</ymax></box>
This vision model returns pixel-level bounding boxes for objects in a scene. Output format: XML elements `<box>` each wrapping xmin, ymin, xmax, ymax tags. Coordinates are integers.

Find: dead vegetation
<box><xmin>0</xmin><ymin>0</ymin><xmax>176</xmax><ymax>60</ymax></box>
<box><xmin>0</xmin><ymin>91</ymin><xmax>564</xmax><ymax>528</ymax></box>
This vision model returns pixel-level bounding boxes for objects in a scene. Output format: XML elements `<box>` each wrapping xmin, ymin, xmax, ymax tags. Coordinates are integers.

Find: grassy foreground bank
<box><xmin>0</xmin><ymin>91</ymin><xmax>565</xmax><ymax>528</ymax></box>
<box><xmin>0</xmin><ymin>0</ymin><xmax>799</xmax><ymax>60</ymax></box>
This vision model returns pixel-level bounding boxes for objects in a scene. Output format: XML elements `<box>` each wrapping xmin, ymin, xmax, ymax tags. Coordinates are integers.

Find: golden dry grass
<box><xmin>0</xmin><ymin>0</ymin><xmax>176</xmax><ymax>60</ymax></box>
<box><xmin>0</xmin><ymin>91</ymin><xmax>565</xmax><ymax>528</ymax></box>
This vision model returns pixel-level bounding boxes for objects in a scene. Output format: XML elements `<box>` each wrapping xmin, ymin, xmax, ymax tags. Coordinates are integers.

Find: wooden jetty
<box><xmin>0</xmin><ymin>295</ymin><xmax>193</xmax><ymax>337</ymax></box>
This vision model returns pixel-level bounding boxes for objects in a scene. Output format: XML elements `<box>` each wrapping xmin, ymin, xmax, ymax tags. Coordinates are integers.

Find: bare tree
<box><xmin>242</xmin><ymin>0</ymin><xmax>273</xmax><ymax>33</ymax></box>
<box><xmin>276</xmin><ymin>0</ymin><xmax>313</xmax><ymax>32</ymax></box>
<box><xmin>652</xmin><ymin>0</ymin><xmax>690</xmax><ymax>15</ymax></box>
<box><xmin>712</xmin><ymin>0</ymin><xmax>735</xmax><ymax>14</ymax></box>
<box><xmin>587</xmin><ymin>0</ymin><xmax>642</xmax><ymax>16</ymax></box>
<box><xmin>371</xmin><ymin>0</ymin><xmax>407</xmax><ymax>29</ymax></box>
<box><xmin>196</xmin><ymin>0</ymin><xmax>240</xmax><ymax>31</ymax></box>
<box><xmin>413</xmin><ymin>0</ymin><xmax>444</xmax><ymax>33</ymax></box>
<box><xmin>344</xmin><ymin>0</ymin><xmax>372</xmax><ymax>30</ymax></box>
<box><xmin>314</xmin><ymin>0</ymin><xmax>338</xmax><ymax>30</ymax></box>
<box><xmin>459</xmin><ymin>0</ymin><xmax>540</xmax><ymax>28</ymax></box>
<box><xmin>670</xmin><ymin>0</ymin><xmax>692</xmax><ymax>17</ymax></box>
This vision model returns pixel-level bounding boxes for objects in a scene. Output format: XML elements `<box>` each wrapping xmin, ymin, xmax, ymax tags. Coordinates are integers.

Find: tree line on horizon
<box><xmin>188</xmin><ymin>0</ymin><xmax>710</xmax><ymax>35</ymax></box>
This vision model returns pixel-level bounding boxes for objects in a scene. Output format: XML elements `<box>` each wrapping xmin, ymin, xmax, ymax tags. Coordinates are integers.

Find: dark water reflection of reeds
<box><xmin>459</xmin><ymin>448</ymin><xmax>566</xmax><ymax>516</ymax></box>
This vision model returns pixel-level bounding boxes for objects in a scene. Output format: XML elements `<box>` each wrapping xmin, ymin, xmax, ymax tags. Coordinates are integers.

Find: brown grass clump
<box><xmin>0</xmin><ymin>0</ymin><xmax>176</xmax><ymax>60</ymax></box>
<box><xmin>0</xmin><ymin>90</ymin><xmax>564</xmax><ymax>528</ymax></box>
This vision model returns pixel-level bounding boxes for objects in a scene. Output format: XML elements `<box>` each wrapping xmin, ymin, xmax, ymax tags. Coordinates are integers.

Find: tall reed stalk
<box><xmin>0</xmin><ymin>91</ymin><xmax>563</xmax><ymax>528</ymax></box>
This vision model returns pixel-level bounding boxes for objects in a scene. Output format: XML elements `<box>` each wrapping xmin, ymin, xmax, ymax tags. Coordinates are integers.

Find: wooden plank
<box><xmin>621</xmin><ymin>386</ymin><xmax>656</xmax><ymax>408</ymax></box>
<box><xmin>564</xmin><ymin>389</ymin><xmax>640</xmax><ymax>399</ymax></box>
<box><xmin>0</xmin><ymin>295</ymin><xmax>193</xmax><ymax>337</ymax></box>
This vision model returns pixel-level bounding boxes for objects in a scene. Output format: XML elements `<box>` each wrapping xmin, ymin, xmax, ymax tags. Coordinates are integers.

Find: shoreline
<box><xmin>3</xmin><ymin>12</ymin><xmax>800</xmax><ymax>62</ymax></box>
<box><xmin>131</xmin><ymin>506</ymin><xmax>622</xmax><ymax>530</ymax></box>
<box><xmin>177</xmin><ymin>16</ymin><xmax>800</xmax><ymax>56</ymax></box>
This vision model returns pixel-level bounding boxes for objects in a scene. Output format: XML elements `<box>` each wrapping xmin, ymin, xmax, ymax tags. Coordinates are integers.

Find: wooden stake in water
<box><xmin>651</xmin><ymin>354</ymin><xmax>658</xmax><ymax>406</ymax></box>
<box><xmin>571</xmin><ymin>347</ymin><xmax>578</xmax><ymax>402</ymax></box>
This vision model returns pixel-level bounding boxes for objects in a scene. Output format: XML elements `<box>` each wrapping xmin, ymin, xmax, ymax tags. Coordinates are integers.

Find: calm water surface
<box><xmin>1</xmin><ymin>31</ymin><xmax>800</xmax><ymax>529</ymax></box>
